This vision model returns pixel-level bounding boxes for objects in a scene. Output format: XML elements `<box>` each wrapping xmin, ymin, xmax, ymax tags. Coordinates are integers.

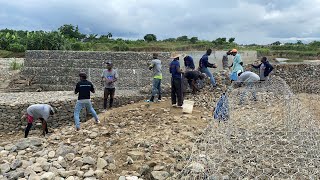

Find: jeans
<box><xmin>171</xmin><ymin>78</ymin><xmax>183</xmax><ymax>106</ymax></box>
<box><xmin>152</xmin><ymin>78</ymin><xmax>161</xmax><ymax>97</ymax></box>
<box><xmin>201</xmin><ymin>67</ymin><xmax>216</xmax><ymax>86</ymax></box>
<box><xmin>74</xmin><ymin>99</ymin><xmax>99</xmax><ymax>129</ymax></box>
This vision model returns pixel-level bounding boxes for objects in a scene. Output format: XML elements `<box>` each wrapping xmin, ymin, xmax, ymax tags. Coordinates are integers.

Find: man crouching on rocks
<box><xmin>23</xmin><ymin>104</ymin><xmax>55</xmax><ymax>138</ymax></box>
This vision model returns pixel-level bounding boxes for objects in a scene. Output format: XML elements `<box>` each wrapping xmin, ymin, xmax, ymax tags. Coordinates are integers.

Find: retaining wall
<box><xmin>0</xmin><ymin>91</ymin><xmax>144</xmax><ymax>132</ymax></box>
<box><xmin>22</xmin><ymin>51</ymin><xmax>171</xmax><ymax>91</ymax></box>
<box><xmin>21</xmin><ymin>50</ymin><xmax>257</xmax><ymax>91</ymax></box>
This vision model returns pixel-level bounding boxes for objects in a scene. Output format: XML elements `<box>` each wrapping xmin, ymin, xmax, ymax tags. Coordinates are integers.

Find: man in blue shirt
<box><xmin>199</xmin><ymin>49</ymin><xmax>217</xmax><ymax>87</ymax></box>
<box><xmin>169</xmin><ymin>53</ymin><xmax>183</xmax><ymax>107</ymax></box>
<box><xmin>183</xmin><ymin>54</ymin><xmax>195</xmax><ymax>71</ymax></box>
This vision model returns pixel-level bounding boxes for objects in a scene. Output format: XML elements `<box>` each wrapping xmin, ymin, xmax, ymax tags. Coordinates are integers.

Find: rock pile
<box><xmin>0</xmin><ymin>100</ymin><xmax>210</xmax><ymax>179</ymax></box>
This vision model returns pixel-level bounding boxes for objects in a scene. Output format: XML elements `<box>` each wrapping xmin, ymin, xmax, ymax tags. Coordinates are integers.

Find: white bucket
<box><xmin>182</xmin><ymin>100</ymin><xmax>195</xmax><ymax>114</ymax></box>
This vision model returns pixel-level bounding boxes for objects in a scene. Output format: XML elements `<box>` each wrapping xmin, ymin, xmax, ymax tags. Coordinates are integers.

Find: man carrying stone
<box><xmin>101</xmin><ymin>61</ymin><xmax>118</xmax><ymax>111</ymax></box>
<box><xmin>146</xmin><ymin>53</ymin><xmax>162</xmax><ymax>102</ymax></box>
<box><xmin>74</xmin><ymin>72</ymin><xmax>100</xmax><ymax>131</ymax></box>
<box><xmin>24</xmin><ymin>104</ymin><xmax>55</xmax><ymax>138</ymax></box>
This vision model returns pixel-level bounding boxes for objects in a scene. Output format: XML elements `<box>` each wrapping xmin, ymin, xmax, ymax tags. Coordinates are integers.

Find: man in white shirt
<box><xmin>237</xmin><ymin>71</ymin><xmax>260</xmax><ymax>83</ymax></box>
<box><xmin>24</xmin><ymin>104</ymin><xmax>55</xmax><ymax>138</ymax></box>
<box><xmin>236</xmin><ymin>71</ymin><xmax>260</xmax><ymax>104</ymax></box>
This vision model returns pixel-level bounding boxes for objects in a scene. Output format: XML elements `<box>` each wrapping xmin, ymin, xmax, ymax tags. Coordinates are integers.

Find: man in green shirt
<box><xmin>146</xmin><ymin>53</ymin><xmax>162</xmax><ymax>102</ymax></box>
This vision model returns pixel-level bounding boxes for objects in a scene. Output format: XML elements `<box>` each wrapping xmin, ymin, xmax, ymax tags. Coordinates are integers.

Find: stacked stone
<box><xmin>21</xmin><ymin>51</ymin><xmax>171</xmax><ymax>91</ymax></box>
<box><xmin>0</xmin><ymin>90</ymin><xmax>144</xmax><ymax>132</ymax></box>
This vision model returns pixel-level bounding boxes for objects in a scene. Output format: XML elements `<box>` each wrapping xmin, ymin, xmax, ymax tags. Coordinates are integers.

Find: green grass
<box><xmin>0</xmin><ymin>50</ymin><xmax>25</xmax><ymax>58</ymax></box>
<box><xmin>9</xmin><ymin>60</ymin><xmax>24</xmax><ymax>70</ymax></box>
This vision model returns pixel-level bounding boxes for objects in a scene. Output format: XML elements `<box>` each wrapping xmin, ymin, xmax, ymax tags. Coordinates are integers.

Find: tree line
<box><xmin>0</xmin><ymin>24</ymin><xmax>320</xmax><ymax>55</ymax></box>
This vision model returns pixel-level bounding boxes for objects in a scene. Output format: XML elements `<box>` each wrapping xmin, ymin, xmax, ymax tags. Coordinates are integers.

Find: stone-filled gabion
<box><xmin>0</xmin><ymin>90</ymin><xmax>144</xmax><ymax>132</ymax></box>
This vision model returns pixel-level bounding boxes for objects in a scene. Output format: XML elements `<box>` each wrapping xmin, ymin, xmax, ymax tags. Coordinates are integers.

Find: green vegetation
<box><xmin>0</xmin><ymin>24</ymin><xmax>320</xmax><ymax>59</ymax></box>
<box><xmin>9</xmin><ymin>59</ymin><xmax>23</xmax><ymax>70</ymax></box>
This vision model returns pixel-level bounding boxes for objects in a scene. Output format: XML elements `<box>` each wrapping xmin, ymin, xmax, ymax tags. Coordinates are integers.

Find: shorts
<box><xmin>27</xmin><ymin>114</ymin><xmax>34</xmax><ymax>123</ymax></box>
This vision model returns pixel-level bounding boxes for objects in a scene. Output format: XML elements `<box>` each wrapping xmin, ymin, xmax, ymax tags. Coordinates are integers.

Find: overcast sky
<box><xmin>1</xmin><ymin>0</ymin><xmax>319</xmax><ymax>44</ymax></box>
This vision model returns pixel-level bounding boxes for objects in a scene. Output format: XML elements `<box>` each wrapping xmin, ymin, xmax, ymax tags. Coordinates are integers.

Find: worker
<box><xmin>24</xmin><ymin>104</ymin><xmax>55</xmax><ymax>138</ymax></box>
<box><xmin>222</xmin><ymin>50</ymin><xmax>232</xmax><ymax>70</ymax></box>
<box><xmin>199</xmin><ymin>49</ymin><xmax>217</xmax><ymax>87</ymax></box>
<box><xmin>237</xmin><ymin>71</ymin><xmax>260</xmax><ymax>104</ymax></box>
<box><xmin>183</xmin><ymin>54</ymin><xmax>195</xmax><ymax>71</ymax></box>
<box><xmin>229</xmin><ymin>49</ymin><xmax>244</xmax><ymax>81</ymax></box>
<box><xmin>146</xmin><ymin>53</ymin><xmax>162</xmax><ymax>102</ymax></box>
<box><xmin>169</xmin><ymin>53</ymin><xmax>184</xmax><ymax>108</ymax></box>
<box><xmin>74</xmin><ymin>72</ymin><xmax>100</xmax><ymax>131</ymax></box>
<box><xmin>184</xmin><ymin>70</ymin><xmax>206</xmax><ymax>94</ymax></box>
<box><xmin>252</xmin><ymin>57</ymin><xmax>274</xmax><ymax>81</ymax></box>
<box><xmin>101</xmin><ymin>61</ymin><xmax>118</xmax><ymax>111</ymax></box>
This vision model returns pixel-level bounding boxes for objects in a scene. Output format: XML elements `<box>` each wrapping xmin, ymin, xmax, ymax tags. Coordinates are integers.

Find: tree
<box><xmin>190</xmin><ymin>37</ymin><xmax>198</xmax><ymax>44</ymax></box>
<box><xmin>107</xmin><ymin>32</ymin><xmax>112</xmax><ymax>38</ymax></box>
<box><xmin>176</xmin><ymin>35</ymin><xmax>188</xmax><ymax>41</ymax></box>
<box><xmin>296</xmin><ymin>40</ymin><xmax>303</xmax><ymax>45</ymax></box>
<box><xmin>271</xmin><ymin>41</ymin><xmax>281</xmax><ymax>46</ymax></box>
<box><xmin>213</xmin><ymin>37</ymin><xmax>227</xmax><ymax>45</ymax></box>
<box><xmin>58</xmin><ymin>24</ymin><xmax>85</xmax><ymax>40</ymax></box>
<box><xmin>163</xmin><ymin>38</ymin><xmax>176</xmax><ymax>42</ymax></box>
<box><xmin>228</xmin><ymin>37</ymin><xmax>235</xmax><ymax>43</ymax></box>
<box><xmin>144</xmin><ymin>34</ymin><xmax>157</xmax><ymax>42</ymax></box>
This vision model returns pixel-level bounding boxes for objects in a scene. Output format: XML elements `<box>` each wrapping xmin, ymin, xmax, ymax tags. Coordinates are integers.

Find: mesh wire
<box><xmin>174</xmin><ymin>76</ymin><xmax>320</xmax><ymax>179</ymax></box>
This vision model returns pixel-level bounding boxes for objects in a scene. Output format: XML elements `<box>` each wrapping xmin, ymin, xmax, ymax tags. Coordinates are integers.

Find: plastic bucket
<box><xmin>182</xmin><ymin>100</ymin><xmax>195</xmax><ymax>114</ymax></box>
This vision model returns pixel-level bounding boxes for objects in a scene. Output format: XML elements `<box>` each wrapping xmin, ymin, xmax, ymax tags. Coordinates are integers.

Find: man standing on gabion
<box><xmin>222</xmin><ymin>50</ymin><xmax>232</xmax><ymax>70</ymax></box>
<box><xmin>199</xmin><ymin>49</ymin><xmax>218</xmax><ymax>87</ymax></box>
<box><xmin>23</xmin><ymin>104</ymin><xmax>55</xmax><ymax>138</ymax></box>
<box><xmin>101</xmin><ymin>62</ymin><xmax>118</xmax><ymax>111</ymax></box>
<box><xmin>146</xmin><ymin>53</ymin><xmax>162</xmax><ymax>102</ymax></box>
<box><xmin>74</xmin><ymin>72</ymin><xmax>100</xmax><ymax>131</ymax></box>
<box><xmin>251</xmin><ymin>57</ymin><xmax>274</xmax><ymax>81</ymax></box>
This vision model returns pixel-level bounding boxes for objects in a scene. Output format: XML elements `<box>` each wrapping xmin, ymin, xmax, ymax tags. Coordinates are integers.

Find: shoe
<box><xmin>76</xmin><ymin>127</ymin><xmax>80</xmax><ymax>131</ymax></box>
<box><xmin>102</xmin><ymin>109</ymin><xmax>107</xmax><ymax>112</ymax></box>
<box><xmin>95</xmin><ymin>120</ymin><xmax>100</xmax><ymax>124</ymax></box>
<box><xmin>145</xmin><ymin>100</ymin><xmax>153</xmax><ymax>103</ymax></box>
<box><xmin>177</xmin><ymin>105</ymin><xmax>183</xmax><ymax>108</ymax></box>
<box><xmin>172</xmin><ymin>104</ymin><xmax>177</xmax><ymax>107</ymax></box>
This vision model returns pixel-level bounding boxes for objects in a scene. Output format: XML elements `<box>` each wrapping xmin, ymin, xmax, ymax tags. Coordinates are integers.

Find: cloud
<box><xmin>0</xmin><ymin>0</ymin><xmax>319</xmax><ymax>44</ymax></box>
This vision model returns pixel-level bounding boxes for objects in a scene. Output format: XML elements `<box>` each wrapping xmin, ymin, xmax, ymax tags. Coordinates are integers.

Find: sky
<box><xmin>0</xmin><ymin>0</ymin><xmax>320</xmax><ymax>44</ymax></box>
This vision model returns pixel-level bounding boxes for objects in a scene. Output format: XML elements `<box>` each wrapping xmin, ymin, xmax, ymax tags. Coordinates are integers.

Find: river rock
<box><xmin>151</xmin><ymin>171</ymin><xmax>170</xmax><ymax>180</ymax></box>
<box><xmin>96</xmin><ymin>158</ymin><xmax>108</xmax><ymax>170</ymax></box>
<box><xmin>83</xmin><ymin>156</ymin><xmax>95</xmax><ymax>165</ymax></box>
<box><xmin>40</xmin><ymin>172</ymin><xmax>55</xmax><ymax>180</ymax></box>
<box><xmin>11</xmin><ymin>159</ymin><xmax>22</xmax><ymax>170</ymax></box>
<box><xmin>56</xmin><ymin>145</ymin><xmax>76</xmax><ymax>157</ymax></box>
<box><xmin>0</xmin><ymin>163</ymin><xmax>10</xmax><ymax>173</ymax></box>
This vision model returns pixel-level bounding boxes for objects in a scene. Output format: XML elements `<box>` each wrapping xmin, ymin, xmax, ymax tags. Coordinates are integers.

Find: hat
<box><xmin>170</xmin><ymin>52</ymin><xmax>181</xmax><ymax>59</ymax></box>
<box><xmin>231</xmin><ymin>49</ymin><xmax>238</xmax><ymax>53</ymax></box>
<box><xmin>105</xmin><ymin>61</ymin><xmax>112</xmax><ymax>65</ymax></box>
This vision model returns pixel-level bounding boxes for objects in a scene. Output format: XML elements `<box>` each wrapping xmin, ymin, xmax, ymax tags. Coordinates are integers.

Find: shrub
<box><xmin>71</xmin><ymin>42</ymin><xmax>83</xmax><ymax>51</ymax></box>
<box><xmin>112</xmin><ymin>42</ymin><xmax>129</xmax><ymax>51</ymax></box>
<box><xmin>7</xmin><ymin>43</ymin><xmax>25</xmax><ymax>52</ymax></box>
<box><xmin>10</xmin><ymin>60</ymin><xmax>23</xmax><ymax>70</ymax></box>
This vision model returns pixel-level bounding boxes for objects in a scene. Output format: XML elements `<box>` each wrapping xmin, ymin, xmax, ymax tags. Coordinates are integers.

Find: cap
<box><xmin>231</xmin><ymin>49</ymin><xmax>238</xmax><ymax>53</ymax></box>
<box><xmin>79</xmin><ymin>72</ymin><xmax>87</xmax><ymax>77</ymax></box>
<box><xmin>105</xmin><ymin>61</ymin><xmax>112</xmax><ymax>65</ymax></box>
